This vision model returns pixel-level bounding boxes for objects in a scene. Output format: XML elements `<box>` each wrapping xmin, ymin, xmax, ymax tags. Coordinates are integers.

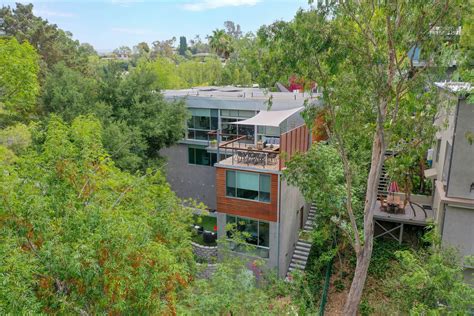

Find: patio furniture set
<box><xmin>235</xmin><ymin>146</ymin><xmax>279</xmax><ymax>167</ymax></box>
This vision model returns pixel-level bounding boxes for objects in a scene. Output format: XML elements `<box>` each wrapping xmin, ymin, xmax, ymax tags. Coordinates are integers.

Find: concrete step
<box><xmin>296</xmin><ymin>245</ymin><xmax>311</xmax><ymax>252</ymax></box>
<box><xmin>290</xmin><ymin>262</ymin><xmax>306</xmax><ymax>270</ymax></box>
<box><xmin>294</xmin><ymin>247</ymin><xmax>310</xmax><ymax>254</ymax></box>
<box><xmin>296</xmin><ymin>241</ymin><xmax>312</xmax><ymax>248</ymax></box>
<box><xmin>293</xmin><ymin>253</ymin><xmax>309</xmax><ymax>260</ymax></box>
<box><xmin>291</xmin><ymin>256</ymin><xmax>308</xmax><ymax>266</ymax></box>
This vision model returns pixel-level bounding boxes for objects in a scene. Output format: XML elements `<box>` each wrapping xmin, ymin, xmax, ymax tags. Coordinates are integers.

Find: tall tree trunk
<box><xmin>343</xmin><ymin>236</ymin><xmax>374</xmax><ymax>314</ymax></box>
<box><xmin>343</xmin><ymin>123</ymin><xmax>386</xmax><ymax>315</ymax></box>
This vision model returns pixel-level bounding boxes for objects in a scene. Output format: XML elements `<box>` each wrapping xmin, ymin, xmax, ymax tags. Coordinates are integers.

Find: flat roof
<box><xmin>163</xmin><ymin>86</ymin><xmax>322</xmax><ymax>111</ymax></box>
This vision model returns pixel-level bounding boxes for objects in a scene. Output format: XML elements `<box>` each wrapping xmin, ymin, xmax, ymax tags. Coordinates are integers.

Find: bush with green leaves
<box><xmin>0</xmin><ymin>116</ymin><xmax>195</xmax><ymax>314</ymax></box>
<box><xmin>390</xmin><ymin>230</ymin><xmax>474</xmax><ymax>314</ymax></box>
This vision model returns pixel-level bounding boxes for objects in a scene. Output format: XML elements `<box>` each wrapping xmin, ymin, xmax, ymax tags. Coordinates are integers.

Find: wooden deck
<box><xmin>374</xmin><ymin>200</ymin><xmax>434</xmax><ymax>226</ymax></box>
<box><xmin>374</xmin><ymin>200</ymin><xmax>434</xmax><ymax>244</ymax></box>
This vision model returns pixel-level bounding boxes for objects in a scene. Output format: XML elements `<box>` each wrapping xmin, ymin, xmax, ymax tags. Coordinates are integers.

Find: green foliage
<box><xmin>177</xmin><ymin>258</ymin><xmax>296</xmax><ymax>315</ymax></box>
<box><xmin>42</xmin><ymin>62</ymin><xmax>104</xmax><ymax>122</ymax></box>
<box><xmin>0</xmin><ymin>116</ymin><xmax>195</xmax><ymax>314</ymax></box>
<box><xmin>392</xmin><ymin>245</ymin><xmax>474</xmax><ymax>314</ymax></box>
<box><xmin>0</xmin><ymin>37</ymin><xmax>39</xmax><ymax>124</ymax></box>
<box><xmin>41</xmin><ymin>59</ymin><xmax>188</xmax><ymax>172</ymax></box>
<box><xmin>208</xmin><ymin>29</ymin><xmax>233</xmax><ymax>59</ymax></box>
<box><xmin>0</xmin><ymin>123</ymin><xmax>32</xmax><ymax>153</ymax></box>
<box><xmin>178</xmin><ymin>36</ymin><xmax>188</xmax><ymax>56</ymax></box>
<box><xmin>0</xmin><ymin>3</ymin><xmax>96</xmax><ymax>73</ymax></box>
<box><xmin>285</xmin><ymin>142</ymin><xmax>367</xmax><ymax>232</ymax></box>
<box><xmin>367</xmin><ymin>240</ymin><xmax>408</xmax><ymax>279</ymax></box>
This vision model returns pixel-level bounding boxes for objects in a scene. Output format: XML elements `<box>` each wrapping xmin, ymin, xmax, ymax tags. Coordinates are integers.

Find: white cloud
<box><xmin>111</xmin><ymin>27</ymin><xmax>150</xmax><ymax>35</ymax></box>
<box><xmin>182</xmin><ymin>0</ymin><xmax>260</xmax><ymax>11</ymax></box>
<box><xmin>33</xmin><ymin>9</ymin><xmax>75</xmax><ymax>18</ymax></box>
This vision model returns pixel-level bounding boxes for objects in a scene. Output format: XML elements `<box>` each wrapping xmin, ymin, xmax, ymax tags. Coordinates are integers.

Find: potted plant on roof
<box><xmin>210</xmin><ymin>139</ymin><xmax>218</xmax><ymax>148</ymax></box>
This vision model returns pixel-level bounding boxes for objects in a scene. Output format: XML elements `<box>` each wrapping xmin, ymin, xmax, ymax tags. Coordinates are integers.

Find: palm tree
<box><xmin>207</xmin><ymin>29</ymin><xmax>233</xmax><ymax>60</ymax></box>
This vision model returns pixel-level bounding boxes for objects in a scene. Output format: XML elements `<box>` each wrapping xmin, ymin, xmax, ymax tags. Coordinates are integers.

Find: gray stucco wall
<box><xmin>278</xmin><ymin>178</ymin><xmax>308</xmax><ymax>276</ymax></box>
<box><xmin>447</xmin><ymin>100</ymin><xmax>474</xmax><ymax>199</ymax></box>
<box><xmin>160</xmin><ymin>144</ymin><xmax>217</xmax><ymax>210</ymax></box>
<box><xmin>442</xmin><ymin>204</ymin><xmax>474</xmax><ymax>265</ymax></box>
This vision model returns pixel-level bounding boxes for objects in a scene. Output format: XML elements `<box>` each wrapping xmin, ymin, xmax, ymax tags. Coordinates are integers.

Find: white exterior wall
<box><xmin>442</xmin><ymin>205</ymin><xmax>474</xmax><ymax>265</ymax></box>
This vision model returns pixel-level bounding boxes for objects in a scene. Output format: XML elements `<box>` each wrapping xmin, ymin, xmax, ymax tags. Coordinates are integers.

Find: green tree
<box><xmin>133</xmin><ymin>41</ymin><xmax>150</xmax><ymax>59</ymax></box>
<box><xmin>98</xmin><ymin>61</ymin><xmax>189</xmax><ymax>170</ymax></box>
<box><xmin>392</xmin><ymin>230</ymin><xmax>474</xmax><ymax>314</ymax></box>
<box><xmin>273</xmin><ymin>2</ymin><xmax>463</xmax><ymax>313</ymax></box>
<box><xmin>151</xmin><ymin>37</ymin><xmax>176</xmax><ymax>59</ymax></box>
<box><xmin>177</xmin><ymin>257</ymin><xmax>294</xmax><ymax>315</ymax></box>
<box><xmin>0</xmin><ymin>116</ymin><xmax>195</xmax><ymax>314</ymax></box>
<box><xmin>189</xmin><ymin>34</ymin><xmax>210</xmax><ymax>54</ymax></box>
<box><xmin>224</xmin><ymin>20</ymin><xmax>242</xmax><ymax>39</ymax></box>
<box><xmin>146</xmin><ymin>57</ymin><xmax>184</xmax><ymax>89</ymax></box>
<box><xmin>42</xmin><ymin>62</ymin><xmax>105</xmax><ymax>122</ymax></box>
<box><xmin>178</xmin><ymin>36</ymin><xmax>188</xmax><ymax>56</ymax></box>
<box><xmin>0</xmin><ymin>3</ymin><xmax>94</xmax><ymax>73</ymax></box>
<box><xmin>113</xmin><ymin>45</ymin><xmax>132</xmax><ymax>58</ymax></box>
<box><xmin>0</xmin><ymin>37</ymin><xmax>39</xmax><ymax>125</ymax></box>
<box><xmin>208</xmin><ymin>29</ymin><xmax>233</xmax><ymax>59</ymax></box>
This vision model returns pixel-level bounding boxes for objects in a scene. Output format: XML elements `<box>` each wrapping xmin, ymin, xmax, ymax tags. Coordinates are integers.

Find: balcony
<box><xmin>216</xmin><ymin>135</ymin><xmax>280</xmax><ymax>171</ymax></box>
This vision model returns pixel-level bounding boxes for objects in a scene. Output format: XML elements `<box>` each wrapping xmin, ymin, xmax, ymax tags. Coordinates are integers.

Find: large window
<box><xmin>226</xmin><ymin>170</ymin><xmax>271</xmax><ymax>202</ymax></box>
<box><xmin>187</xmin><ymin>108</ymin><xmax>218</xmax><ymax>141</ymax></box>
<box><xmin>220</xmin><ymin>110</ymin><xmax>256</xmax><ymax>143</ymax></box>
<box><xmin>257</xmin><ymin>126</ymin><xmax>280</xmax><ymax>142</ymax></box>
<box><xmin>226</xmin><ymin>215</ymin><xmax>269</xmax><ymax>258</ymax></box>
<box><xmin>188</xmin><ymin>146</ymin><xmax>217</xmax><ymax>166</ymax></box>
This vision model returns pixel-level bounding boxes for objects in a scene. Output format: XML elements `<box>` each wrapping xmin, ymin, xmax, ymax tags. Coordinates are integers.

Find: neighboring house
<box><xmin>425</xmin><ymin>82</ymin><xmax>473</xmax><ymax>280</ymax></box>
<box><xmin>161</xmin><ymin>86</ymin><xmax>321</xmax><ymax>276</ymax></box>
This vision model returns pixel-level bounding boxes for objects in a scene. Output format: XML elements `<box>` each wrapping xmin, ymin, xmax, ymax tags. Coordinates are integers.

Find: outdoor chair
<box><xmin>267</xmin><ymin>152</ymin><xmax>278</xmax><ymax>165</ymax></box>
<box><xmin>237</xmin><ymin>151</ymin><xmax>247</xmax><ymax>163</ymax></box>
<box><xmin>247</xmin><ymin>152</ymin><xmax>257</xmax><ymax>165</ymax></box>
<box><xmin>256</xmin><ymin>153</ymin><xmax>266</xmax><ymax>166</ymax></box>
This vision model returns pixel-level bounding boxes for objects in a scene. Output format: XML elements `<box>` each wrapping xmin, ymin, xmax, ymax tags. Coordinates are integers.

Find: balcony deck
<box><xmin>218</xmin><ymin>153</ymin><xmax>280</xmax><ymax>171</ymax></box>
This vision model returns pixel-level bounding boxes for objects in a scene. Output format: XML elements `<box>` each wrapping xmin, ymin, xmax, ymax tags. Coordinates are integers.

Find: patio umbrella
<box><xmin>388</xmin><ymin>181</ymin><xmax>399</xmax><ymax>197</ymax></box>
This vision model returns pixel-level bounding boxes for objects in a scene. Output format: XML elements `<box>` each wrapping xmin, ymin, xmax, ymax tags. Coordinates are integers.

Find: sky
<box><xmin>0</xmin><ymin>0</ymin><xmax>310</xmax><ymax>52</ymax></box>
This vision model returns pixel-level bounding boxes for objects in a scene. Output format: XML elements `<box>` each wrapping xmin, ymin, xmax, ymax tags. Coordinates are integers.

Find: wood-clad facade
<box><xmin>279</xmin><ymin>124</ymin><xmax>310</xmax><ymax>169</ymax></box>
<box><xmin>216</xmin><ymin>168</ymin><xmax>279</xmax><ymax>222</ymax></box>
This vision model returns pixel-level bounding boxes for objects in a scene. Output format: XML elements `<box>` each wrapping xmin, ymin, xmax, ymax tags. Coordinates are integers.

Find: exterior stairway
<box><xmin>286</xmin><ymin>204</ymin><xmax>317</xmax><ymax>277</ymax></box>
<box><xmin>378</xmin><ymin>165</ymin><xmax>389</xmax><ymax>198</ymax></box>
<box><xmin>377</xmin><ymin>150</ymin><xmax>396</xmax><ymax>198</ymax></box>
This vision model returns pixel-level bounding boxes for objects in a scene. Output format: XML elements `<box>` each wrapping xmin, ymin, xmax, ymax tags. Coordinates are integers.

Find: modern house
<box><xmin>425</xmin><ymin>82</ymin><xmax>473</xmax><ymax>280</ymax></box>
<box><xmin>161</xmin><ymin>87</ymin><xmax>320</xmax><ymax>276</ymax></box>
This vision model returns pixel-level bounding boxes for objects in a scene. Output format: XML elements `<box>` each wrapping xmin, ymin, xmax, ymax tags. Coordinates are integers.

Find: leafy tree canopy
<box><xmin>0</xmin><ymin>37</ymin><xmax>39</xmax><ymax>125</ymax></box>
<box><xmin>0</xmin><ymin>116</ymin><xmax>195</xmax><ymax>314</ymax></box>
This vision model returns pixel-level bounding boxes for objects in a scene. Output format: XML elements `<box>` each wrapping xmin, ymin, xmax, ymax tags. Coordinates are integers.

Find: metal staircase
<box><xmin>286</xmin><ymin>204</ymin><xmax>317</xmax><ymax>277</ymax></box>
<box><xmin>378</xmin><ymin>165</ymin><xmax>389</xmax><ymax>198</ymax></box>
<box><xmin>377</xmin><ymin>150</ymin><xmax>396</xmax><ymax>198</ymax></box>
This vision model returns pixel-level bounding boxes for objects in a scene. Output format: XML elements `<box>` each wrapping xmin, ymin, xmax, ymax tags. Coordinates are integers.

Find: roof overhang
<box><xmin>231</xmin><ymin>107</ymin><xmax>303</xmax><ymax>127</ymax></box>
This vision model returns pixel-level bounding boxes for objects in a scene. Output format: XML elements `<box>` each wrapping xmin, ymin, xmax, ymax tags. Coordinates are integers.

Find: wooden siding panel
<box><xmin>216</xmin><ymin>168</ymin><xmax>278</xmax><ymax>222</ymax></box>
<box><xmin>279</xmin><ymin>124</ymin><xmax>310</xmax><ymax>169</ymax></box>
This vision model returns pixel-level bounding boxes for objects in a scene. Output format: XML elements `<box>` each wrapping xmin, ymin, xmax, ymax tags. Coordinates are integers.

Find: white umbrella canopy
<box><xmin>230</xmin><ymin>107</ymin><xmax>303</xmax><ymax>127</ymax></box>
